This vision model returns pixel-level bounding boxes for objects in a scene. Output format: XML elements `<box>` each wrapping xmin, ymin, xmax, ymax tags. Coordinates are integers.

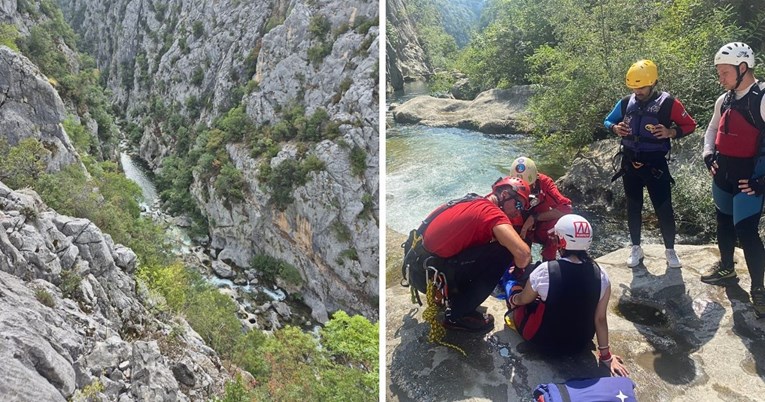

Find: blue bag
<box><xmin>533</xmin><ymin>377</ymin><xmax>637</xmax><ymax>402</ymax></box>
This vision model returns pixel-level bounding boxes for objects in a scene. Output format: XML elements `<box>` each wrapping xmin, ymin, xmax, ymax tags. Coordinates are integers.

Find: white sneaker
<box><xmin>626</xmin><ymin>245</ymin><xmax>643</xmax><ymax>267</ymax></box>
<box><xmin>665</xmin><ymin>249</ymin><xmax>682</xmax><ymax>268</ymax></box>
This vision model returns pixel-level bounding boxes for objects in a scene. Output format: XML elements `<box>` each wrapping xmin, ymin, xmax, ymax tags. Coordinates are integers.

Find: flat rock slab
<box><xmin>386</xmin><ymin>244</ymin><xmax>765</xmax><ymax>401</ymax></box>
<box><xmin>392</xmin><ymin>87</ymin><xmax>532</xmax><ymax>134</ymax></box>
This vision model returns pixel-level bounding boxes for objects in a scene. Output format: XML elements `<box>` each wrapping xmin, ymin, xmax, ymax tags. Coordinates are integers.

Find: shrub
<box><xmin>0</xmin><ymin>137</ymin><xmax>48</xmax><ymax>189</ymax></box>
<box><xmin>215</xmin><ymin>162</ymin><xmax>246</xmax><ymax>202</ymax></box>
<box><xmin>191</xmin><ymin>66</ymin><xmax>204</xmax><ymax>86</ymax></box>
<box><xmin>354</xmin><ymin>16</ymin><xmax>377</xmax><ymax>35</ymax></box>
<box><xmin>64</xmin><ymin>116</ymin><xmax>92</xmax><ymax>154</ymax></box>
<box><xmin>349</xmin><ymin>145</ymin><xmax>366</xmax><ymax>177</ymax></box>
<box><xmin>0</xmin><ymin>23</ymin><xmax>19</xmax><ymax>52</ymax></box>
<box><xmin>307</xmin><ymin>42</ymin><xmax>332</xmax><ymax>66</ymax></box>
<box><xmin>192</xmin><ymin>21</ymin><xmax>204</xmax><ymax>39</ymax></box>
<box><xmin>250</xmin><ymin>254</ymin><xmax>302</xmax><ymax>286</ymax></box>
<box><xmin>59</xmin><ymin>270</ymin><xmax>81</xmax><ymax>299</ymax></box>
<box><xmin>308</xmin><ymin>15</ymin><xmax>331</xmax><ymax>39</ymax></box>
<box><xmin>35</xmin><ymin>288</ymin><xmax>55</xmax><ymax>308</ymax></box>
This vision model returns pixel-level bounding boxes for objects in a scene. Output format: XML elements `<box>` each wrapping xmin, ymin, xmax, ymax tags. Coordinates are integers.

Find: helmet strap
<box><xmin>734</xmin><ymin>64</ymin><xmax>746</xmax><ymax>90</ymax></box>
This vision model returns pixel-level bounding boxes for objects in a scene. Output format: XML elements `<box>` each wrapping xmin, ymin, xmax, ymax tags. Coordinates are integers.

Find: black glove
<box><xmin>704</xmin><ymin>154</ymin><xmax>715</xmax><ymax>171</ymax></box>
<box><xmin>749</xmin><ymin>176</ymin><xmax>765</xmax><ymax>196</ymax></box>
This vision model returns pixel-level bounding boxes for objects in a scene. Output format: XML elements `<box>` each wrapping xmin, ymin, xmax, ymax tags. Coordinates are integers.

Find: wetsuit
<box><xmin>703</xmin><ymin>81</ymin><xmax>765</xmax><ymax>289</ymax></box>
<box><xmin>604</xmin><ymin>91</ymin><xmax>697</xmax><ymax>249</ymax></box>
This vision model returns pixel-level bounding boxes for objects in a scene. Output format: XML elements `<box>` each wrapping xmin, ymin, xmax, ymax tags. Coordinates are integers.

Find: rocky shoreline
<box><xmin>386</xmin><ymin>232</ymin><xmax>765</xmax><ymax>401</ymax></box>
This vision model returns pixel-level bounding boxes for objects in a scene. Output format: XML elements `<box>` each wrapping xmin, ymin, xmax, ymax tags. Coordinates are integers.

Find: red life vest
<box><xmin>715</xmin><ymin>108</ymin><xmax>761</xmax><ymax>158</ymax></box>
<box><xmin>715</xmin><ymin>83</ymin><xmax>765</xmax><ymax>158</ymax></box>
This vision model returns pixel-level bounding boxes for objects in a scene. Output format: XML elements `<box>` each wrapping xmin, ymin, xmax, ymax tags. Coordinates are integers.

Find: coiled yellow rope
<box><xmin>422</xmin><ymin>277</ymin><xmax>466</xmax><ymax>356</ymax></box>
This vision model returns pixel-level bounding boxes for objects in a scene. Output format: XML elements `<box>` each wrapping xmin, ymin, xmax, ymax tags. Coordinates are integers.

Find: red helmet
<box><xmin>491</xmin><ymin>176</ymin><xmax>531</xmax><ymax>210</ymax></box>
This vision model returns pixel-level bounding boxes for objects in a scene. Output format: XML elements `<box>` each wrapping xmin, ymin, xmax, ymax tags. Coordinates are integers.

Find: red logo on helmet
<box><xmin>574</xmin><ymin>221</ymin><xmax>591</xmax><ymax>238</ymax></box>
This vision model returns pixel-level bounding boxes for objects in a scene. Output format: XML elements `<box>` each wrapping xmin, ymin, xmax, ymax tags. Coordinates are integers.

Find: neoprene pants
<box><xmin>440</xmin><ymin>242</ymin><xmax>513</xmax><ymax>319</ymax></box>
<box><xmin>623</xmin><ymin>160</ymin><xmax>675</xmax><ymax>248</ymax></box>
<box><xmin>713</xmin><ymin>177</ymin><xmax>765</xmax><ymax>289</ymax></box>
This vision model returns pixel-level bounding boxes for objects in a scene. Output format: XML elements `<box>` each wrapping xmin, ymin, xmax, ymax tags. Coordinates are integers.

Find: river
<box><xmin>385</xmin><ymin>83</ymin><xmax>662</xmax><ymax>260</ymax></box>
<box><xmin>118</xmin><ymin>148</ymin><xmax>318</xmax><ymax>331</ymax></box>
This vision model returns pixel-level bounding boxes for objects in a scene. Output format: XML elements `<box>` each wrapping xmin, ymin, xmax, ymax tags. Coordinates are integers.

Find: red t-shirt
<box><xmin>422</xmin><ymin>198</ymin><xmax>511</xmax><ymax>258</ymax></box>
<box><xmin>532</xmin><ymin>173</ymin><xmax>572</xmax><ymax>214</ymax></box>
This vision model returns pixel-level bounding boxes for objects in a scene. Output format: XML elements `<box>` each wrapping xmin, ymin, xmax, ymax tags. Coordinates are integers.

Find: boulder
<box><xmin>393</xmin><ymin>87</ymin><xmax>534</xmax><ymax>134</ymax></box>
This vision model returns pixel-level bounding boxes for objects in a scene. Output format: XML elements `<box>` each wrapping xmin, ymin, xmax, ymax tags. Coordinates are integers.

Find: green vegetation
<box><xmin>0</xmin><ymin>23</ymin><xmax>19</xmax><ymax>51</ymax></box>
<box><xmin>350</xmin><ymin>145</ymin><xmax>367</xmax><ymax>177</ymax></box>
<box><xmin>192</xmin><ymin>20</ymin><xmax>204</xmax><ymax>39</ymax></box>
<box><xmin>0</xmin><ymin>137</ymin><xmax>47</xmax><ymax>189</ymax></box>
<box><xmin>449</xmin><ymin>0</ymin><xmax>765</xmax><ymax>157</ymax></box>
<box><xmin>307</xmin><ymin>14</ymin><xmax>334</xmax><ymax>66</ymax></box>
<box><xmin>1</xmin><ymin>3</ymin><xmax>377</xmax><ymax>400</ymax></box>
<box><xmin>250</xmin><ymin>254</ymin><xmax>303</xmax><ymax>285</ymax></box>
<box><xmin>393</xmin><ymin>0</ymin><xmax>460</xmax><ymax>70</ymax></box>
<box><xmin>35</xmin><ymin>288</ymin><xmax>55</xmax><ymax>308</ymax></box>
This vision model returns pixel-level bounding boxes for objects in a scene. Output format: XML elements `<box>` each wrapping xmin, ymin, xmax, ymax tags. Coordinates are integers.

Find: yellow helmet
<box><xmin>625</xmin><ymin>60</ymin><xmax>658</xmax><ymax>89</ymax></box>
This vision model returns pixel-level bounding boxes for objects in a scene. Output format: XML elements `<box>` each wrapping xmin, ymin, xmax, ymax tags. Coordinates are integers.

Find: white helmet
<box><xmin>714</xmin><ymin>42</ymin><xmax>755</xmax><ymax>68</ymax></box>
<box><xmin>554</xmin><ymin>214</ymin><xmax>593</xmax><ymax>251</ymax></box>
<box><xmin>510</xmin><ymin>156</ymin><xmax>538</xmax><ymax>185</ymax></box>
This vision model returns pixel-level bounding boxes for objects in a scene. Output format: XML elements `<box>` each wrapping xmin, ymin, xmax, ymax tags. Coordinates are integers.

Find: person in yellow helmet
<box><xmin>603</xmin><ymin>60</ymin><xmax>697</xmax><ymax>269</ymax></box>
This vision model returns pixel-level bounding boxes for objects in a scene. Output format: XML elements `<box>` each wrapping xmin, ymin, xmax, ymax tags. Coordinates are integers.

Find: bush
<box><xmin>0</xmin><ymin>23</ymin><xmax>19</xmax><ymax>52</ymax></box>
<box><xmin>321</xmin><ymin>311</ymin><xmax>378</xmax><ymax>370</ymax></box>
<box><xmin>307</xmin><ymin>42</ymin><xmax>332</xmax><ymax>66</ymax></box>
<box><xmin>191</xmin><ymin>66</ymin><xmax>204</xmax><ymax>86</ymax></box>
<box><xmin>59</xmin><ymin>270</ymin><xmax>81</xmax><ymax>299</ymax></box>
<box><xmin>0</xmin><ymin>137</ymin><xmax>48</xmax><ymax>189</ymax></box>
<box><xmin>64</xmin><ymin>116</ymin><xmax>92</xmax><ymax>154</ymax></box>
<box><xmin>250</xmin><ymin>254</ymin><xmax>302</xmax><ymax>286</ymax></box>
<box><xmin>349</xmin><ymin>145</ymin><xmax>366</xmax><ymax>177</ymax></box>
<box><xmin>215</xmin><ymin>162</ymin><xmax>246</xmax><ymax>203</ymax></box>
<box><xmin>35</xmin><ymin>288</ymin><xmax>55</xmax><ymax>308</ymax></box>
<box><xmin>192</xmin><ymin>21</ymin><xmax>204</xmax><ymax>39</ymax></box>
<box><xmin>308</xmin><ymin>15</ymin><xmax>331</xmax><ymax>39</ymax></box>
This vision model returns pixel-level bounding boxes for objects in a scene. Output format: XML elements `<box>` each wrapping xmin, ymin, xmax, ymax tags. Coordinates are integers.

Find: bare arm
<box><xmin>512</xmin><ymin>279</ymin><xmax>539</xmax><ymax>306</ymax></box>
<box><xmin>493</xmin><ymin>223</ymin><xmax>531</xmax><ymax>268</ymax></box>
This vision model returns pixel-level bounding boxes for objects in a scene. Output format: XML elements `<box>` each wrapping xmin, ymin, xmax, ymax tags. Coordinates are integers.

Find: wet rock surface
<box><xmin>387</xmin><ymin>239</ymin><xmax>765</xmax><ymax>401</ymax></box>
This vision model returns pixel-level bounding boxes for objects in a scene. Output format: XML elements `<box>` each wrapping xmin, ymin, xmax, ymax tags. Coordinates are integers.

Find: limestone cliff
<box><xmin>56</xmin><ymin>0</ymin><xmax>380</xmax><ymax>322</ymax></box>
<box><xmin>386</xmin><ymin>0</ymin><xmax>430</xmax><ymax>91</ymax></box>
<box><xmin>0</xmin><ymin>46</ymin><xmax>80</xmax><ymax>172</ymax></box>
<box><xmin>0</xmin><ymin>182</ymin><xmax>231</xmax><ymax>401</ymax></box>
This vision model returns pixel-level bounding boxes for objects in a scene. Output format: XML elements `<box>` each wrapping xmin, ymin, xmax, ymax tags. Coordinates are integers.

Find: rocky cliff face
<box><xmin>0</xmin><ymin>46</ymin><xmax>80</xmax><ymax>172</ymax></box>
<box><xmin>0</xmin><ymin>182</ymin><xmax>230</xmax><ymax>401</ymax></box>
<box><xmin>56</xmin><ymin>0</ymin><xmax>379</xmax><ymax>322</ymax></box>
<box><xmin>386</xmin><ymin>0</ymin><xmax>430</xmax><ymax>91</ymax></box>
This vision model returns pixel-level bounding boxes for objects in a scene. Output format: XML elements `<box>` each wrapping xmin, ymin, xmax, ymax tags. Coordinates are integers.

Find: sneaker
<box><xmin>752</xmin><ymin>287</ymin><xmax>765</xmax><ymax>319</ymax></box>
<box><xmin>700</xmin><ymin>262</ymin><xmax>737</xmax><ymax>285</ymax></box>
<box><xmin>665</xmin><ymin>249</ymin><xmax>682</xmax><ymax>268</ymax></box>
<box><xmin>626</xmin><ymin>245</ymin><xmax>644</xmax><ymax>267</ymax></box>
<box><xmin>442</xmin><ymin>310</ymin><xmax>494</xmax><ymax>333</ymax></box>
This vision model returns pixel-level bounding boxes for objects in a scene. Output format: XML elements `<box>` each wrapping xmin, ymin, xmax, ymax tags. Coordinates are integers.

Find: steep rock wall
<box><xmin>0</xmin><ymin>46</ymin><xmax>80</xmax><ymax>172</ymax></box>
<box><xmin>386</xmin><ymin>0</ymin><xmax>430</xmax><ymax>91</ymax></box>
<box><xmin>57</xmin><ymin>0</ymin><xmax>379</xmax><ymax>322</ymax></box>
